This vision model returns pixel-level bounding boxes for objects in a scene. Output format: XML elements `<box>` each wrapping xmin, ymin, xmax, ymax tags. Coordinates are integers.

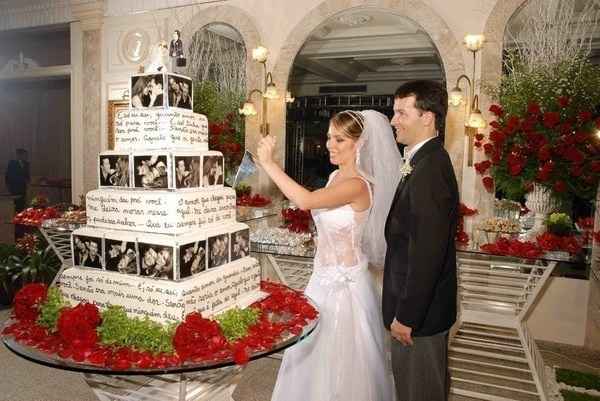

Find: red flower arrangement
<box><xmin>13</xmin><ymin>283</ymin><xmax>48</xmax><ymax>322</ymax></box>
<box><xmin>208</xmin><ymin>113</ymin><xmax>244</xmax><ymax>172</ymax></box>
<box><xmin>172</xmin><ymin>312</ymin><xmax>228</xmax><ymax>361</ymax></box>
<box><xmin>480</xmin><ymin>238</ymin><xmax>544</xmax><ymax>259</ymax></box>
<box><xmin>3</xmin><ymin>281</ymin><xmax>317</xmax><ymax>369</ymax></box>
<box><xmin>56</xmin><ymin>303</ymin><xmax>101</xmax><ymax>353</ymax></box>
<box><xmin>281</xmin><ymin>208</ymin><xmax>313</xmax><ymax>234</ymax></box>
<box><xmin>236</xmin><ymin>193</ymin><xmax>271</xmax><ymax>207</ymax></box>
<box><xmin>475</xmin><ymin>99</ymin><xmax>600</xmax><ymax>201</ymax></box>
<box><xmin>13</xmin><ymin>207</ymin><xmax>61</xmax><ymax>227</ymax></box>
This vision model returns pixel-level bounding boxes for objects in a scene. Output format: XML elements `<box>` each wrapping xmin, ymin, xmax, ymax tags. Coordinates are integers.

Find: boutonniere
<box><xmin>399</xmin><ymin>163</ymin><xmax>413</xmax><ymax>179</ymax></box>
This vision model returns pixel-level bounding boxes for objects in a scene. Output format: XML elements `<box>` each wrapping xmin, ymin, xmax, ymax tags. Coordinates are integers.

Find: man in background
<box><xmin>5</xmin><ymin>148</ymin><xmax>30</xmax><ymax>212</ymax></box>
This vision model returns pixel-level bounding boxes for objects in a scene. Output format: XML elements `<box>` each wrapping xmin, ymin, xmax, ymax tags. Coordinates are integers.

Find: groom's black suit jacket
<box><xmin>383</xmin><ymin>136</ymin><xmax>458</xmax><ymax>337</ymax></box>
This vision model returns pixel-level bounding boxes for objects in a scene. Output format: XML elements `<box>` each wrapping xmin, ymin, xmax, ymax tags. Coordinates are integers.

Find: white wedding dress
<box><xmin>271</xmin><ymin>172</ymin><xmax>393</xmax><ymax>401</ymax></box>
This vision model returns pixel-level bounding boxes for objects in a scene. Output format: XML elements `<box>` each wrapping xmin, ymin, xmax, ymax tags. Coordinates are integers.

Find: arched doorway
<box><xmin>285</xmin><ymin>9</ymin><xmax>445</xmax><ymax>188</ymax></box>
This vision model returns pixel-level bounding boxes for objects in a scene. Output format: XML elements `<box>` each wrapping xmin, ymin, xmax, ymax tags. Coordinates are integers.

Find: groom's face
<box><xmin>391</xmin><ymin>96</ymin><xmax>426</xmax><ymax>146</ymax></box>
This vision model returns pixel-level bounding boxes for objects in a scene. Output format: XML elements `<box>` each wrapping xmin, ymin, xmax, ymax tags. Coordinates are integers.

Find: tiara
<box><xmin>342</xmin><ymin>110</ymin><xmax>365</xmax><ymax>131</ymax></box>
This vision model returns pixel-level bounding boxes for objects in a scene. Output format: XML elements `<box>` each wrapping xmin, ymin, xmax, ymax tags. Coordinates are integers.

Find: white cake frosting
<box><xmin>114</xmin><ymin>109</ymin><xmax>208</xmax><ymax>151</ymax></box>
<box><xmin>86</xmin><ymin>187</ymin><xmax>236</xmax><ymax>234</ymax></box>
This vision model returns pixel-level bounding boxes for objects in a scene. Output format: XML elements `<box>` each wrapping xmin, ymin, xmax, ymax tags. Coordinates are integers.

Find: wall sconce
<box><xmin>239</xmin><ymin>46</ymin><xmax>294</xmax><ymax>136</ymax></box>
<box><xmin>449</xmin><ymin>34</ymin><xmax>486</xmax><ymax>166</ymax></box>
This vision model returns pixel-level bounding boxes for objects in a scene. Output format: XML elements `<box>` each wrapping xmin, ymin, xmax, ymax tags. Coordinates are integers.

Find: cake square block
<box><xmin>85</xmin><ymin>186</ymin><xmax>236</xmax><ymax>234</ymax></box>
<box><xmin>71</xmin><ymin>226</ymin><xmax>105</xmax><ymax>269</ymax></box>
<box><xmin>201</xmin><ymin>152</ymin><xmax>225</xmax><ymax>187</ymax></box>
<box><xmin>98</xmin><ymin>151</ymin><xmax>132</xmax><ymax>188</ymax></box>
<box><xmin>56</xmin><ymin>255</ymin><xmax>264</xmax><ymax>324</ymax></box>
<box><xmin>132</xmin><ymin>152</ymin><xmax>171</xmax><ymax>189</ymax></box>
<box><xmin>166</xmin><ymin>73</ymin><xmax>193</xmax><ymax>110</ymax></box>
<box><xmin>130</xmin><ymin>73</ymin><xmax>167</xmax><ymax>109</ymax></box>
<box><xmin>104</xmin><ymin>231</ymin><xmax>139</xmax><ymax>275</ymax></box>
<box><xmin>113</xmin><ymin>109</ymin><xmax>208</xmax><ymax>151</ymax></box>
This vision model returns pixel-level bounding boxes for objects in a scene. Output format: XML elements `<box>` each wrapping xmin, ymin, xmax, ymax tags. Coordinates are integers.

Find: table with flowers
<box><xmin>2</xmin><ymin>280</ymin><xmax>319</xmax><ymax>401</ymax></box>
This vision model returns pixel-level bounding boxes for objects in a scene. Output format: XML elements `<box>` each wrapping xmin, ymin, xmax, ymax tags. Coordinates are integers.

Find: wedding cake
<box><xmin>56</xmin><ymin>70</ymin><xmax>264</xmax><ymax>324</ymax></box>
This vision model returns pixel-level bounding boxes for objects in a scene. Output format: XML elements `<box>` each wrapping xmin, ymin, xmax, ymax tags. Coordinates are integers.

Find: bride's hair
<box><xmin>330</xmin><ymin>110</ymin><xmax>365</xmax><ymax>139</ymax></box>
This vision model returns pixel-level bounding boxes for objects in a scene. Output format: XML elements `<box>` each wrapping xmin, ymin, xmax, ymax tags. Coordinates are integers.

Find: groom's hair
<box><xmin>395</xmin><ymin>80</ymin><xmax>447</xmax><ymax>135</ymax></box>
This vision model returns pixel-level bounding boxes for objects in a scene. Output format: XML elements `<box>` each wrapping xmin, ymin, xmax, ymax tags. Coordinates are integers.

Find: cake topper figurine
<box><xmin>169</xmin><ymin>29</ymin><xmax>186</xmax><ymax>68</ymax></box>
<box><xmin>145</xmin><ymin>40</ymin><xmax>169</xmax><ymax>72</ymax></box>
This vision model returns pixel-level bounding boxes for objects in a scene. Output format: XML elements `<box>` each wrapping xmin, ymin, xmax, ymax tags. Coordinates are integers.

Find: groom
<box><xmin>383</xmin><ymin>80</ymin><xmax>459</xmax><ymax>401</ymax></box>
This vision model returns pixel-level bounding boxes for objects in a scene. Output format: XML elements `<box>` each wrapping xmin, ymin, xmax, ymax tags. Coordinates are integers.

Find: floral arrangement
<box><xmin>456</xmin><ymin>203</ymin><xmax>477</xmax><ymax>245</ymax></box>
<box><xmin>208</xmin><ymin>114</ymin><xmax>244</xmax><ymax>174</ymax></box>
<box><xmin>236</xmin><ymin>193</ymin><xmax>271</xmax><ymax>207</ymax></box>
<box><xmin>2</xmin><ymin>281</ymin><xmax>317</xmax><ymax>368</ymax></box>
<box><xmin>480</xmin><ymin>237</ymin><xmax>544</xmax><ymax>259</ymax></box>
<box><xmin>476</xmin><ymin>45</ymin><xmax>600</xmax><ymax>202</ymax></box>
<box><xmin>282</xmin><ymin>208</ymin><xmax>313</xmax><ymax>234</ymax></box>
<box><xmin>13</xmin><ymin>206</ymin><xmax>61</xmax><ymax>227</ymax></box>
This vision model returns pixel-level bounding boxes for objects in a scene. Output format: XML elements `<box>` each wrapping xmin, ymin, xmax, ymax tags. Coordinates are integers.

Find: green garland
<box><xmin>98</xmin><ymin>306</ymin><xmax>176</xmax><ymax>354</ymax></box>
<box><xmin>216</xmin><ymin>307</ymin><xmax>261</xmax><ymax>342</ymax></box>
<box><xmin>37</xmin><ymin>287</ymin><xmax>67</xmax><ymax>330</ymax></box>
<box><xmin>33</xmin><ymin>289</ymin><xmax>263</xmax><ymax>354</ymax></box>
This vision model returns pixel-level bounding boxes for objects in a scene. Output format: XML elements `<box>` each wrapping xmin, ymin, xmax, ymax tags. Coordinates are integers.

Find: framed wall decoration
<box><xmin>107</xmin><ymin>100</ymin><xmax>129</xmax><ymax>150</ymax></box>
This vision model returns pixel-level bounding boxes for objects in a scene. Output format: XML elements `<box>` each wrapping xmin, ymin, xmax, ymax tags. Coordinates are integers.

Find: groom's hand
<box><xmin>391</xmin><ymin>318</ymin><xmax>413</xmax><ymax>346</ymax></box>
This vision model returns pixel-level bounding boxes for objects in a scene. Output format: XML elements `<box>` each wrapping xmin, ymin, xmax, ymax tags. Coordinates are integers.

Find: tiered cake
<box><xmin>56</xmin><ymin>71</ymin><xmax>264</xmax><ymax>324</ymax></box>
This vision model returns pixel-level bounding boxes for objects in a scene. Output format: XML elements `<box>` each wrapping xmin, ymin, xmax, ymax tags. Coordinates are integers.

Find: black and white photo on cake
<box><xmin>174</xmin><ymin>156</ymin><xmax>200</xmax><ymax>188</ymax></box>
<box><xmin>134</xmin><ymin>155</ymin><xmax>169</xmax><ymax>188</ymax></box>
<box><xmin>230</xmin><ymin>228</ymin><xmax>250</xmax><ymax>261</ymax></box>
<box><xmin>130</xmin><ymin>73</ymin><xmax>164</xmax><ymax>108</ymax></box>
<box><xmin>167</xmin><ymin>74</ymin><xmax>192</xmax><ymax>110</ymax></box>
<box><xmin>73</xmin><ymin>235</ymin><xmax>103</xmax><ymax>269</ymax></box>
<box><xmin>98</xmin><ymin>154</ymin><xmax>130</xmax><ymax>187</ymax></box>
<box><xmin>105</xmin><ymin>239</ymin><xmax>138</xmax><ymax>275</ymax></box>
<box><xmin>202</xmin><ymin>155</ymin><xmax>224</xmax><ymax>186</ymax></box>
<box><xmin>208</xmin><ymin>234</ymin><xmax>229</xmax><ymax>269</ymax></box>
<box><xmin>179</xmin><ymin>240</ymin><xmax>206</xmax><ymax>279</ymax></box>
<box><xmin>139</xmin><ymin>242</ymin><xmax>174</xmax><ymax>280</ymax></box>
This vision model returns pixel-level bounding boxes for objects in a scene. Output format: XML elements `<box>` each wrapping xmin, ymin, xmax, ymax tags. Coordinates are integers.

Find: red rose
<box><xmin>475</xmin><ymin>133</ymin><xmax>484</xmax><ymax>141</ymax></box>
<box><xmin>13</xmin><ymin>283</ymin><xmax>48</xmax><ymax>322</ymax></box>
<box><xmin>574</xmin><ymin>131</ymin><xmax>588</xmax><ymax>144</ymax></box>
<box><xmin>482</xmin><ymin>176</ymin><xmax>494</xmax><ymax>192</ymax></box>
<box><xmin>474</xmin><ymin>160</ymin><xmax>491</xmax><ymax>175</ymax></box>
<box><xmin>521</xmin><ymin>117</ymin><xmax>537</xmax><ymax>132</ymax></box>
<box><xmin>56</xmin><ymin>303</ymin><xmax>100</xmax><ymax>349</ymax></box>
<box><xmin>506</xmin><ymin>116</ymin><xmax>520</xmax><ymax>133</ymax></box>
<box><xmin>553</xmin><ymin>180</ymin><xmax>567</xmax><ymax>193</ymax></box>
<box><xmin>558</xmin><ymin>96</ymin><xmax>570</xmax><ymax>108</ymax></box>
<box><xmin>527</xmin><ymin>102</ymin><xmax>541</xmax><ymax>115</ymax></box>
<box><xmin>578</xmin><ymin>111</ymin><xmax>593</xmax><ymax>122</ymax></box>
<box><xmin>483</xmin><ymin>143</ymin><xmax>494</xmax><ymax>155</ymax></box>
<box><xmin>537</xmin><ymin>145</ymin><xmax>551</xmax><ymax>161</ymax></box>
<box><xmin>489</xmin><ymin>130</ymin><xmax>506</xmax><ymax>144</ymax></box>
<box><xmin>543</xmin><ymin>112</ymin><xmax>561</xmax><ymax>128</ymax></box>
<box><xmin>592</xmin><ymin>160</ymin><xmax>600</xmax><ymax>173</ymax></box>
<box><xmin>564</xmin><ymin>146</ymin><xmax>584</xmax><ymax>164</ymax></box>
<box><xmin>489</xmin><ymin>120</ymin><xmax>502</xmax><ymax>129</ymax></box>
<box><xmin>570</xmin><ymin>164</ymin><xmax>583</xmax><ymax>177</ymax></box>
<box><xmin>474</xmin><ymin>141</ymin><xmax>482</xmax><ymax>148</ymax></box>
<box><xmin>489</xmin><ymin>104</ymin><xmax>504</xmax><ymax>117</ymax></box>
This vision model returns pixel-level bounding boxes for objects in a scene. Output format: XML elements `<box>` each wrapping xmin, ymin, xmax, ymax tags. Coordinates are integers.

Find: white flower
<box><xmin>399</xmin><ymin>163</ymin><xmax>413</xmax><ymax>179</ymax></box>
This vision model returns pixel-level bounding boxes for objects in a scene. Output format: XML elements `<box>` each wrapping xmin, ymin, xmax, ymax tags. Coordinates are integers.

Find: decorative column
<box><xmin>70</xmin><ymin>0</ymin><xmax>104</xmax><ymax>197</ymax></box>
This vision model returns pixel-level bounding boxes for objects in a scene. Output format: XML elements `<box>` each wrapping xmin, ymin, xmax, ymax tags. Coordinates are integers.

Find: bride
<box><xmin>256</xmin><ymin>110</ymin><xmax>401</xmax><ymax>401</ymax></box>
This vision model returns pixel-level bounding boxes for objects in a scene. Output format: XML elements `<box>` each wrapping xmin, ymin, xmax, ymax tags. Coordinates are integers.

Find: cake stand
<box><xmin>2</xmin><ymin>293</ymin><xmax>318</xmax><ymax>401</ymax></box>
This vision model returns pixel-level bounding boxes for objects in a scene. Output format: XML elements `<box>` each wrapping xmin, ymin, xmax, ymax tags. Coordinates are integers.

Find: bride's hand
<box><xmin>256</xmin><ymin>135</ymin><xmax>276</xmax><ymax>167</ymax></box>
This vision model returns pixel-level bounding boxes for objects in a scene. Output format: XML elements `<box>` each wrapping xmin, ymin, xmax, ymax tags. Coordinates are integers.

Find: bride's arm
<box><xmin>257</xmin><ymin>136</ymin><xmax>368</xmax><ymax>210</ymax></box>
